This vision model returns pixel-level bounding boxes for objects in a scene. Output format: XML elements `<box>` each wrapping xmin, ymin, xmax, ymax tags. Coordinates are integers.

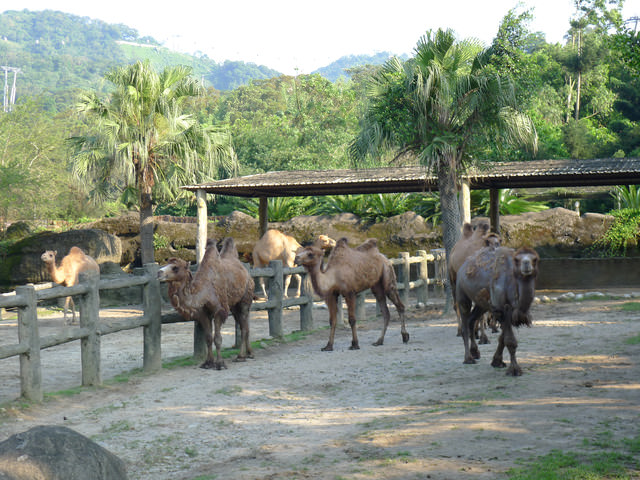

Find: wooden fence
<box><xmin>0</xmin><ymin>249</ymin><xmax>446</xmax><ymax>403</ymax></box>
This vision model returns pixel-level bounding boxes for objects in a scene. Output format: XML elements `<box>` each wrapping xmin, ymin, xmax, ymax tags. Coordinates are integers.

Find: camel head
<box><xmin>513</xmin><ymin>247</ymin><xmax>539</xmax><ymax>278</ymax></box>
<box><xmin>158</xmin><ymin>258</ymin><xmax>192</xmax><ymax>283</ymax></box>
<box><xmin>473</xmin><ymin>221</ymin><xmax>490</xmax><ymax>235</ymax></box>
<box><xmin>484</xmin><ymin>233</ymin><xmax>501</xmax><ymax>249</ymax></box>
<box><xmin>294</xmin><ymin>245</ymin><xmax>323</xmax><ymax>268</ymax></box>
<box><xmin>315</xmin><ymin>234</ymin><xmax>336</xmax><ymax>250</ymax></box>
<box><xmin>41</xmin><ymin>250</ymin><xmax>57</xmax><ymax>264</ymax></box>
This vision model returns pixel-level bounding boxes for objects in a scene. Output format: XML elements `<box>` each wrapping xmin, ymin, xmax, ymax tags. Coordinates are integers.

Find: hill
<box><xmin>0</xmin><ymin>9</ymin><xmax>281</xmax><ymax>107</ymax></box>
<box><xmin>313</xmin><ymin>51</ymin><xmax>409</xmax><ymax>82</ymax></box>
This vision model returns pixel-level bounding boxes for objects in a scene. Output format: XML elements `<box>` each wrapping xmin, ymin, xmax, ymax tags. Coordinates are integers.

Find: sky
<box><xmin>2</xmin><ymin>0</ymin><xmax>638</xmax><ymax>75</ymax></box>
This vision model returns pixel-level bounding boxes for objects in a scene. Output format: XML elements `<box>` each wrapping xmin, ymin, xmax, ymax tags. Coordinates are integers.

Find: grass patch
<box><xmin>620</xmin><ymin>301</ymin><xmax>640</xmax><ymax>312</ymax></box>
<box><xmin>625</xmin><ymin>334</ymin><xmax>640</xmax><ymax>345</ymax></box>
<box><xmin>508</xmin><ymin>434</ymin><xmax>640</xmax><ymax>480</ymax></box>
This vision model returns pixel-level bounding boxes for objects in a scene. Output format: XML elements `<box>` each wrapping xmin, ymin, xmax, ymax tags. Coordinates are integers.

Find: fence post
<box><xmin>300</xmin><ymin>270</ymin><xmax>314</xmax><ymax>331</ymax></box>
<box><xmin>432</xmin><ymin>248</ymin><xmax>447</xmax><ymax>298</ymax></box>
<box><xmin>398</xmin><ymin>252</ymin><xmax>410</xmax><ymax>307</ymax></box>
<box><xmin>268</xmin><ymin>260</ymin><xmax>284</xmax><ymax>338</ymax></box>
<box><xmin>416</xmin><ymin>250</ymin><xmax>429</xmax><ymax>306</ymax></box>
<box><xmin>16</xmin><ymin>285</ymin><xmax>42</xmax><ymax>402</ymax></box>
<box><xmin>355</xmin><ymin>291</ymin><xmax>366</xmax><ymax>322</ymax></box>
<box><xmin>141</xmin><ymin>263</ymin><xmax>162</xmax><ymax>372</ymax></box>
<box><xmin>79</xmin><ymin>271</ymin><xmax>101</xmax><ymax>387</ymax></box>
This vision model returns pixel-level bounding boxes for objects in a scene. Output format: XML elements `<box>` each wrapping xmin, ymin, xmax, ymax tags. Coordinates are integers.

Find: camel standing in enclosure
<box><xmin>294</xmin><ymin>237</ymin><xmax>408</xmax><ymax>351</ymax></box>
<box><xmin>455</xmin><ymin>246</ymin><xmax>539</xmax><ymax>376</ymax></box>
<box><xmin>41</xmin><ymin>247</ymin><xmax>100</xmax><ymax>324</ymax></box>
<box><xmin>158</xmin><ymin>238</ymin><xmax>254</xmax><ymax>370</ymax></box>
<box><xmin>448</xmin><ymin>221</ymin><xmax>501</xmax><ymax>341</ymax></box>
<box><xmin>252</xmin><ymin>230</ymin><xmax>336</xmax><ymax>297</ymax></box>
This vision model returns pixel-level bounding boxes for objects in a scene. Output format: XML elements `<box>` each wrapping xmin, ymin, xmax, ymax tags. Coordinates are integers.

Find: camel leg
<box><xmin>322</xmin><ymin>293</ymin><xmax>339</xmax><ymax>351</ymax></box>
<box><xmin>460</xmin><ymin>302</ymin><xmax>482</xmax><ymax>364</ymax></box>
<box><xmin>387</xmin><ymin>287</ymin><xmax>408</xmax><ymax>344</ymax></box>
<box><xmin>294</xmin><ymin>273</ymin><xmax>302</xmax><ymax>298</ymax></box>
<box><xmin>477</xmin><ymin>313</ymin><xmax>490</xmax><ymax>345</ymax></box>
<box><xmin>196</xmin><ymin>314</ymin><xmax>219</xmax><ymax>370</ymax></box>
<box><xmin>344</xmin><ymin>292</ymin><xmax>359</xmax><ymax>350</ymax></box>
<box><xmin>371</xmin><ymin>286</ymin><xmax>389</xmax><ymax>346</ymax></box>
<box><xmin>64</xmin><ymin>296</ymin><xmax>76</xmax><ymax>324</ymax></box>
<box><xmin>491</xmin><ymin>308</ymin><xmax>508</xmax><ymax>369</ymax></box>
<box><xmin>283</xmin><ymin>274</ymin><xmax>292</xmax><ymax>298</ymax></box>
<box><xmin>211</xmin><ymin>315</ymin><xmax>227</xmax><ymax>370</ymax></box>
<box><xmin>503</xmin><ymin>308</ymin><xmax>522</xmax><ymax>376</ymax></box>
<box><xmin>232</xmin><ymin>302</ymin><xmax>253</xmax><ymax>362</ymax></box>
<box><xmin>259</xmin><ymin>278</ymin><xmax>268</xmax><ymax>298</ymax></box>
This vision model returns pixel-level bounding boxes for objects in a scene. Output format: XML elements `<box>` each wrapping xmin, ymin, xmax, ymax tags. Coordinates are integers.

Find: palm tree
<box><xmin>70</xmin><ymin>60</ymin><xmax>237</xmax><ymax>264</ymax></box>
<box><xmin>351</xmin><ymin>28</ymin><xmax>537</xmax><ymax>267</ymax></box>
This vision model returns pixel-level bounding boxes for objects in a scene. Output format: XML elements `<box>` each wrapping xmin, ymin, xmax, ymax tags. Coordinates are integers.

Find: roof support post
<box><xmin>196</xmin><ymin>189</ymin><xmax>208</xmax><ymax>264</ymax></box>
<box><xmin>459</xmin><ymin>180</ymin><xmax>471</xmax><ymax>224</ymax></box>
<box><xmin>489</xmin><ymin>188</ymin><xmax>500</xmax><ymax>234</ymax></box>
<box><xmin>258</xmin><ymin>197</ymin><xmax>268</xmax><ymax>238</ymax></box>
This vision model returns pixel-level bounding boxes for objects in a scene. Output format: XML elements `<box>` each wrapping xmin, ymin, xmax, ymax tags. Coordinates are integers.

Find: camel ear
<box><xmin>54</xmin><ymin>250</ymin><xmax>57</xmax><ymax>256</ymax></box>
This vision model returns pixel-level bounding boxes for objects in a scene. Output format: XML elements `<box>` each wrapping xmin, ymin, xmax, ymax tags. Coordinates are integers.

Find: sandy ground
<box><xmin>0</xmin><ymin>290</ymin><xmax>639</xmax><ymax>480</ymax></box>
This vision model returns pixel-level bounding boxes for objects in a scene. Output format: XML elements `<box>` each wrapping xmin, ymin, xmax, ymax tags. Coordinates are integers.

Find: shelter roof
<box><xmin>182</xmin><ymin>158</ymin><xmax>640</xmax><ymax>198</ymax></box>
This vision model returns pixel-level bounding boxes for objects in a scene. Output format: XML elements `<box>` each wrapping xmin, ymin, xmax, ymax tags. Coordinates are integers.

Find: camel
<box><xmin>294</xmin><ymin>237</ymin><xmax>409</xmax><ymax>351</ymax></box>
<box><xmin>41</xmin><ymin>247</ymin><xmax>100</xmax><ymax>324</ymax></box>
<box><xmin>252</xmin><ymin>230</ymin><xmax>336</xmax><ymax>298</ymax></box>
<box><xmin>448</xmin><ymin>221</ymin><xmax>501</xmax><ymax>342</ymax></box>
<box><xmin>455</xmin><ymin>246</ymin><xmax>539</xmax><ymax>376</ymax></box>
<box><xmin>158</xmin><ymin>237</ymin><xmax>254</xmax><ymax>370</ymax></box>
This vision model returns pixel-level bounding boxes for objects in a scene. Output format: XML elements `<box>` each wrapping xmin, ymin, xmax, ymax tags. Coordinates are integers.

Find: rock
<box><xmin>4</xmin><ymin>222</ymin><xmax>31</xmax><ymax>241</ymax></box>
<box><xmin>0</xmin><ymin>425</ymin><xmax>128</xmax><ymax>480</ymax></box>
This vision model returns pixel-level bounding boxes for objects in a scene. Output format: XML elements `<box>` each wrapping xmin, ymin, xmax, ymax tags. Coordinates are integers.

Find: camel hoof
<box><xmin>491</xmin><ymin>359</ymin><xmax>507</xmax><ymax>368</ymax></box>
<box><xmin>349</xmin><ymin>343</ymin><xmax>360</xmax><ymax>350</ymax></box>
<box><xmin>321</xmin><ymin>345</ymin><xmax>333</xmax><ymax>352</ymax></box>
<box><xmin>199</xmin><ymin>361</ymin><xmax>215</xmax><ymax>369</ymax></box>
<box><xmin>402</xmin><ymin>332</ymin><xmax>410</xmax><ymax>344</ymax></box>
<box><xmin>233</xmin><ymin>356</ymin><xmax>247</xmax><ymax>363</ymax></box>
<box><xmin>506</xmin><ymin>366</ymin><xmax>522</xmax><ymax>376</ymax></box>
<box><xmin>463</xmin><ymin>358</ymin><xmax>477</xmax><ymax>365</ymax></box>
<box><xmin>373</xmin><ymin>339</ymin><xmax>383</xmax><ymax>346</ymax></box>
<box><xmin>479</xmin><ymin>335</ymin><xmax>490</xmax><ymax>345</ymax></box>
<box><xmin>471</xmin><ymin>350</ymin><xmax>480</xmax><ymax>360</ymax></box>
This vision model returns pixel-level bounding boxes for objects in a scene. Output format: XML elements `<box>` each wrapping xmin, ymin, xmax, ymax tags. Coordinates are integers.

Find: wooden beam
<box><xmin>489</xmin><ymin>188</ymin><xmax>500</xmax><ymax>234</ymax></box>
<box><xmin>196</xmin><ymin>189</ymin><xmax>207</xmax><ymax>264</ymax></box>
<box><xmin>258</xmin><ymin>197</ymin><xmax>268</xmax><ymax>238</ymax></box>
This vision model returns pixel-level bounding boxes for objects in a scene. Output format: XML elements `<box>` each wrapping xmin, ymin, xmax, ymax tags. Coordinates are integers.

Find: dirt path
<box><xmin>1</xmin><ymin>292</ymin><xmax>639</xmax><ymax>480</ymax></box>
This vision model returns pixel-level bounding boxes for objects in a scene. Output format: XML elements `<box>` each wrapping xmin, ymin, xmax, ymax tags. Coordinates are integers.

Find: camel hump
<box><xmin>335</xmin><ymin>237</ymin><xmax>350</xmax><ymax>248</ymax></box>
<box><xmin>219</xmin><ymin>237</ymin><xmax>239</xmax><ymax>259</ymax></box>
<box><xmin>355</xmin><ymin>238</ymin><xmax>378</xmax><ymax>252</ymax></box>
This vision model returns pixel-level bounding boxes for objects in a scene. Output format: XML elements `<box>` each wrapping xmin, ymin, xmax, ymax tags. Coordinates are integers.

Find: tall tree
<box><xmin>350</xmin><ymin>29</ymin><xmax>537</xmax><ymax>299</ymax></box>
<box><xmin>70</xmin><ymin>60</ymin><xmax>237</xmax><ymax>264</ymax></box>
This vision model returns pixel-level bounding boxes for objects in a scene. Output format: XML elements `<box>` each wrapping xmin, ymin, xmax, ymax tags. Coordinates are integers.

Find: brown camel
<box><xmin>455</xmin><ymin>246</ymin><xmax>539</xmax><ymax>376</ymax></box>
<box><xmin>448</xmin><ymin>221</ymin><xmax>501</xmax><ymax>341</ymax></box>
<box><xmin>158</xmin><ymin>237</ymin><xmax>254</xmax><ymax>370</ymax></box>
<box><xmin>294</xmin><ymin>237</ymin><xmax>408</xmax><ymax>351</ymax></box>
<box><xmin>253</xmin><ymin>230</ymin><xmax>336</xmax><ymax>298</ymax></box>
<box><xmin>41</xmin><ymin>247</ymin><xmax>100</xmax><ymax>324</ymax></box>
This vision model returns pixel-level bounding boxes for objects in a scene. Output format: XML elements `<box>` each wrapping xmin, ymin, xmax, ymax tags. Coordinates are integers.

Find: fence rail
<box><xmin>0</xmin><ymin>249</ymin><xmax>446</xmax><ymax>403</ymax></box>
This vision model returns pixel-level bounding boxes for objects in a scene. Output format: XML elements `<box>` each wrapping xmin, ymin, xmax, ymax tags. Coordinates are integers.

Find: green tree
<box><xmin>350</xmin><ymin>29</ymin><xmax>537</xmax><ymax>269</ymax></box>
<box><xmin>70</xmin><ymin>60</ymin><xmax>238</xmax><ymax>264</ymax></box>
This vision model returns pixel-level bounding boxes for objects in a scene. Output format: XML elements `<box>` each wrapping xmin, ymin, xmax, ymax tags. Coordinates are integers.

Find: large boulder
<box><xmin>499</xmin><ymin>207</ymin><xmax>615</xmax><ymax>257</ymax></box>
<box><xmin>1</xmin><ymin>229</ymin><xmax>122</xmax><ymax>287</ymax></box>
<box><xmin>0</xmin><ymin>425</ymin><xmax>128</xmax><ymax>480</ymax></box>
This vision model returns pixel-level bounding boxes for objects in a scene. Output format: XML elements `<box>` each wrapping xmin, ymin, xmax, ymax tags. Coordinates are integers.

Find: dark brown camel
<box><xmin>294</xmin><ymin>237</ymin><xmax>408</xmax><ymax>351</ymax></box>
<box><xmin>448</xmin><ymin>221</ymin><xmax>501</xmax><ymax>342</ymax></box>
<box><xmin>41</xmin><ymin>247</ymin><xmax>100</xmax><ymax>324</ymax></box>
<box><xmin>158</xmin><ymin>238</ymin><xmax>254</xmax><ymax>370</ymax></box>
<box><xmin>455</xmin><ymin>246</ymin><xmax>539</xmax><ymax>376</ymax></box>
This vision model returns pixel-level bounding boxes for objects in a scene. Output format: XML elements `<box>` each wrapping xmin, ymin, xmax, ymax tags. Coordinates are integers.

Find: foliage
<box><xmin>237</xmin><ymin>197</ymin><xmax>313</xmax><ymax>222</ymax></box>
<box><xmin>612</xmin><ymin>185</ymin><xmax>640</xmax><ymax>209</ymax></box>
<box><xmin>592</xmin><ymin>208</ymin><xmax>640</xmax><ymax>256</ymax></box>
<box><xmin>471</xmin><ymin>189</ymin><xmax>550</xmax><ymax>216</ymax></box>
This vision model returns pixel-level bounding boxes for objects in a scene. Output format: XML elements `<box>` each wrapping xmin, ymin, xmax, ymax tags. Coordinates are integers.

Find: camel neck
<box><xmin>517</xmin><ymin>276</ymin><xmax>536</xmax><ymax>311</ymax></box>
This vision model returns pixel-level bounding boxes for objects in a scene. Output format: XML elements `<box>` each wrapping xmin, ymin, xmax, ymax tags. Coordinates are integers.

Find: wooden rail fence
<box><xmin>0</xmin><ymin>249</ymin><xmax>446</xmax><ymax>403</ymax></box>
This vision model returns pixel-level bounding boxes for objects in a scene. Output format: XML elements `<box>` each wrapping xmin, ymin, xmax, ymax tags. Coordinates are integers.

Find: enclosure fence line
<box><xmin>0</xmin><ymin>249</ymin><xmax>446</xmax><ymax>403</ymax></box>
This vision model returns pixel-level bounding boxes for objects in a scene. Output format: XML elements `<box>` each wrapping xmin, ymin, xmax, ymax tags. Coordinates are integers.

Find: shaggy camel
<box><xmin>41</xmin><ymin>247</ymin><xmax>100</xmax><ymax>324</ymax></box>
<box><xmin>455</xmin><ymin>246</ymin><xmax>539</xmax><ymax>376</ymax></box>
<box><xmin>158</xmin><ymin>237</ymin><xmax>254</xmax><ymax>370</ymax></box>
<box><xmin>252</xmin><ymin>230</ymin><xmax>336</xmax><ymax>298</ymax></box>
<box><xmin>448</xmin><ymin>221</ymin><xmax>501</xmax><ymax>342</ymax></box>
<box><xmin>294</xmin><ymin>237</ymin><xmax>408</xmax><ymax>351</ymax></box>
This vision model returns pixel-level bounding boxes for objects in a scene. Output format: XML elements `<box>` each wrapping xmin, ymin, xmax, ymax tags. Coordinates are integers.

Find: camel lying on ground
<box><xmin>252</xmin><ymin>230</ymin><xmax>336</xmax><ymax>298</ymax></box>
<box><xmin>41</xmin><ymin>247</ymin><xmax>100</xmax><ymax>324</ymax></box>
<box><xmin>294</xmin><ymin>237</ymin><xmax>408</xmax><ymax>351</ymax></box>
<box><xmin>448</xmin><ymin>221</ymin><xmax>501</xmax><ymax>342</ymax></box>
<box><xmin>455</xmin><ymin>246</ymin><xmax>539</xmax><ymax>376</ymax></box>
<box><xmin>158</xmin><ymin>238</ymin><xmax>254</xmax><ymax>370</ymax></box>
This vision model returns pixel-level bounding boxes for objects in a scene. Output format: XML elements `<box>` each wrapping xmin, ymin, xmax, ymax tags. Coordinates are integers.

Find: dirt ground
<box><xmin>1</xmin><ymin>290</ymin><xmax>639</xmax><ymax>480</ymax></box>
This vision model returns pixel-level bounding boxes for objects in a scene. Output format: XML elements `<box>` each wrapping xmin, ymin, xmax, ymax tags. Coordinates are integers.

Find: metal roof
<box><xmin>182</xmin><ymin>158</ymin><xmax>640</xmax><ymax>198</ymax></box>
